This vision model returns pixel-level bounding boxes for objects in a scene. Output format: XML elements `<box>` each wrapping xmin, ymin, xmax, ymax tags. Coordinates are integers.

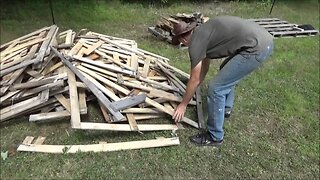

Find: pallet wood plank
<box><xmin>17</xmin><ymin>137</ymin><xmax>180</xmax><ymax>153</ymax></box>
<box><xmin>29</xmin><ymin>111</ymin><xmax>70</xmax><ymax>122</ymax></box>
<box><xmin>98</xmin><ymin>101</ymin><xmax>111</xmax><ymax>122</ymax></box>
<box><xmin>78</xmin><ymin>89</ymin><xmax>87</xmax><ymax>114</ymax></box>
<box><xmin>34</xmin><ymin>136</ymin><xmax>46</xmax><ymax>145</ymax></box>
<box><xmin>84</xmin><ymin>40</ymin><xmax>104</xmax><ymax>55</ymax></box>
<box><xmin>66</xmin><ymin>67</ymin><xmax>81</xmax><ymax>128</ymax></box>
<box><xmin>22</xmin><ymin>136</ymin><xmax>35</xmax><ymax>145</ymax></box>
<box><xmin>80</xmin><ymin>122</ymin><xmax>178</xmax><ymax>131</ymax></box>
<box><xmin>54</xmin><ymin>94</ymin><xmax>71</xmax><ymax>112</ymax></box>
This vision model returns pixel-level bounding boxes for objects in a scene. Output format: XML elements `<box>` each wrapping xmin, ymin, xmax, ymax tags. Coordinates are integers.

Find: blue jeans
<box><xmin>207</xmin><ymin>43</ymin><xmax>274</xmax><ymax>141</ymax></box>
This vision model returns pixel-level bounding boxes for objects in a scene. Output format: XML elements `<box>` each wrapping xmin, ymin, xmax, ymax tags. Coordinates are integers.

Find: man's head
<box><xmin>172</xmin><ymin>21</ymin><xmax>197</xmax><ymax>46</ymax></box>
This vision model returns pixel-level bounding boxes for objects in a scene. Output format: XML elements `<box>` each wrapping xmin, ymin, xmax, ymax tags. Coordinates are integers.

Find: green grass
<box><xmin>1</xmin><ymin>0</ymin><xmax>319</xmax><ymax>179</ymax></box>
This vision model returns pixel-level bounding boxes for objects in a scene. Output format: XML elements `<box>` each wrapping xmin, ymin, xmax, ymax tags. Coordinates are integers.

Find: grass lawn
<box><xmin>0</xmin><ymin>0</ymin><xmax>319</xmax><ymax>179</ymax></box>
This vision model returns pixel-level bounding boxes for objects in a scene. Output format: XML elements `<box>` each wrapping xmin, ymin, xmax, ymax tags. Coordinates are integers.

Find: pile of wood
<box><xmin>148</xmin><ymin>12</ymin><xmax>209</xmax><ymax>44</ymax></box>
<box><xmin>1</xmin><ymin>25</ymin><xmax>205</xmax><ymax>153</ymax></box>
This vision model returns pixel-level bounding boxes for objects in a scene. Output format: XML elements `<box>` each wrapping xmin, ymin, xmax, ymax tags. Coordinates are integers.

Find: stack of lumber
<box><xmin>148</xmin><ymin>12</ymin><xmax>209</xmax><ymax>44</ymax></box>
<box><xmin>1</xmin><ymin>25</ymin><xmax>204</xmax><ymax>134</ymax></box>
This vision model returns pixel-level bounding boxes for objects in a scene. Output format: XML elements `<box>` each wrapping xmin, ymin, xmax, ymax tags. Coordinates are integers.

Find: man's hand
<box><xmin>172</xmin><ymin>103</ymin><xmax>187</xmax><ymax>122</ymax></box>
<box><xmin>172</xmin><ymin>58</ymin><xmax>209</xmax><ymax>123</ymax></box>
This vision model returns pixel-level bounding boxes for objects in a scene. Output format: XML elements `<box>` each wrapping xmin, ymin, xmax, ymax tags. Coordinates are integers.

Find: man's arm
<box><xmin>172</xmin><ymin>59</ymin><xmax>210</xmax><ymax>122</ymax></box>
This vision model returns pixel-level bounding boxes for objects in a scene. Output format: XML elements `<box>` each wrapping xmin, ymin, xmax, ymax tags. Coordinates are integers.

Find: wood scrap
<box><xmin>17</xmin><ymin>136</ymin><xmax>180</xmax><ymax>153</ymax></box>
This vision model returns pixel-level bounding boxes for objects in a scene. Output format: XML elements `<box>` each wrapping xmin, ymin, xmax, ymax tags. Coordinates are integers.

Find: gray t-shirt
<box><xmin>189</xmin><ymin>16</ymin><xmax>273</xmax><ymax>68</ymax></box>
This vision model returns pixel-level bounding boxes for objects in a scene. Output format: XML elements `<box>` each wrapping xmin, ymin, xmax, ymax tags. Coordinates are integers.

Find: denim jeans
<box><xmin>207</xmin><ymin>43</ymin><xmax>274</xmax><ymax>141</ymax></box>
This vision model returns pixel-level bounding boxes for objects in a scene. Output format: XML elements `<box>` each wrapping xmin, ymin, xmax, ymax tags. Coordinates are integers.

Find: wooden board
<box><xmin>66</xmin><ymin>68</ymin><xmax>81</xmax><ymax>128</ymax></box>
<box><xmin>17</xmin><ymin>137</ymin><xmax>180</xmax><ymax>153</ymax></box>
<box><xmin>80</xmin><ymin>122</ymin><xmax>178</xmax><ymax>131</ymax></box>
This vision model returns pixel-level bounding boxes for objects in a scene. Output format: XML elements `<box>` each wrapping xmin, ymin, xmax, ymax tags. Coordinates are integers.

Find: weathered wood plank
<box><xmin>29</xmin><ymin>111</ymin><xmax>70</xmax><ymax>122</ymax></box>
<box><xmin>80</xmin><ymin>122</ymin><xmax>178</xmax><ymax>131</ymax></box>
<box><xmin>66</xmin><ymin>67</ymin><xmax>81</xmax><ymax>128</ymax></box>
<box><xmin>17</xmin><ymin>137</ymin><xmax>180</xmax><ymax>153</ymax></box>
<box><xmin>84</xmin><ymin>40</ymin><xmax>104</xmax><ymax>55</ymax></box>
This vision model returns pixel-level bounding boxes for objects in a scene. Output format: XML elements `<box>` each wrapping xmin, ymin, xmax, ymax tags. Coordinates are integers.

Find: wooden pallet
<box><xmin>249</xmin><ymin>18</ymin><xmax>319</xmax><ymax>38</ymax></box>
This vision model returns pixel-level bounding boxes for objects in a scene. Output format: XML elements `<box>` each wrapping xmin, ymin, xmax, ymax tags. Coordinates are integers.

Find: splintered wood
<box><xmin>1</xmin><ymin>25</ymin><xmax>204</xmax><ymax>153</ymax></box>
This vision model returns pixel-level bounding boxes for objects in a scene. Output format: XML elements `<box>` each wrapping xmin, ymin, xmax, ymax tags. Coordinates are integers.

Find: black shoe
<box><xmin>225</xmin><ymin>110</ymin><xmax>232</xmax><ymax>118</ymax></box>
<box><xmin>189</xmin><ymin>132</ymin><xmax>223</xmax><ymax>147</ymax></box>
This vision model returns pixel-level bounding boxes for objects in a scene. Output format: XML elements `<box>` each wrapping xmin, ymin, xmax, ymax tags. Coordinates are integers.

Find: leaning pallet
<box><xmin>1</xmin><ymin>26</ymin><xmax>204</xmax><ymax>152</ymax></box>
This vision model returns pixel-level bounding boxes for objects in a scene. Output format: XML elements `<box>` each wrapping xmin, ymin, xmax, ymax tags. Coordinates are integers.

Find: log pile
<box><xmin>148</xmin><ymin>12</ymin><xmax>209</xmax><ymax>45</ymax></box>
<box><xmin>1</xmin><ymin>25</ymin><xmax>205</xmax><ymax>152</ymax></box>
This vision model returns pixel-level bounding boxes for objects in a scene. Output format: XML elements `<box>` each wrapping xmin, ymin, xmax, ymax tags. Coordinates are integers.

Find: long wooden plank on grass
<box><xmin>17</xmin><ymin>137</ymin><xmax>180</xmax><ymax>153</ymax></box>
<box><xmin>80</xmin><ymin>122</ymin><xmax>178</xmax><ymax>131</ymax></box>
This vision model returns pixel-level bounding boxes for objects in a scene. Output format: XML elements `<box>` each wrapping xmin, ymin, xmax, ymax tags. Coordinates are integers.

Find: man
<box><xmin>172</xmin><ymin>16</ymin><xmax>274</xmax><ymax>147</ymax></box>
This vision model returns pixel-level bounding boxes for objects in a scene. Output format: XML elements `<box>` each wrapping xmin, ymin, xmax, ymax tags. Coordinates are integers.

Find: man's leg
<box><xmin>220</xmin><ymin>57</ymin><xmax>235</xmax><ymax>116</ymax></box>
<box><xmin>208</xmin><ymin>53</ymin><xmax>267</xmax><ymax>141</ymax></box>
<box><xmin>190</xmin><ymin>43</ymin><xmax>273</xmax><ymax>145</ymax></box>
